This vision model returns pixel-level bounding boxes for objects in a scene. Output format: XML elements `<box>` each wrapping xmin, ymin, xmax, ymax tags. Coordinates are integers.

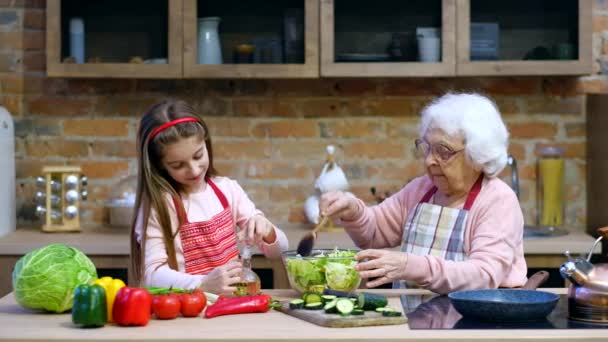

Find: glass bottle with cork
<box><xmin>233</xmin><ymin>244</ymin><xmax>261</xmax><ymax>296</ymax></box>
<box><xmin>537</xmin><ymin>146</ymin><xmax>565</xmax><ymax>228</ymax></box>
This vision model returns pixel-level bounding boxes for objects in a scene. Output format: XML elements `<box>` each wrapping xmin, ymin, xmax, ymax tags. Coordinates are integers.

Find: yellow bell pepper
<box><xmin>93</xmin><ymin>276</ymin><xmax>126</xmax><ymax>322</ymax></box>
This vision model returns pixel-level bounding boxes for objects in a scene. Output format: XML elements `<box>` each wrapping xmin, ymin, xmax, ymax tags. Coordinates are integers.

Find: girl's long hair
<box><xmin>130</xmin><ymin>99</ymin><xmax>217</xmax><ymax>286</ymax></box>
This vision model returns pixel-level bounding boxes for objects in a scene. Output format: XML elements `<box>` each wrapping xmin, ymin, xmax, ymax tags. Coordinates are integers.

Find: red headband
<box><xmin>149</xmin><ymin>117</ymin><xmax>199</xmax><ymax>140</ymax></box>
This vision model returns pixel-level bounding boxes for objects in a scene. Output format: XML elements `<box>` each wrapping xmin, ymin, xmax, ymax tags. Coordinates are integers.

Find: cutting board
<box><xmin>276</xmin><ymin>302</ymin><xmax>408</xmax><ymax>328</ymax></box>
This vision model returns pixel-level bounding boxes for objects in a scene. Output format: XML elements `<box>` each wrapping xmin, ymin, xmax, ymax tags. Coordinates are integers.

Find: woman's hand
<box><xmin>200</xmin><ymin>260</ymin><xmax>242</xmax><ymax>296</ymax></box>
<box><xmin>355</xmin><ymin>249</ymin><xmax>408</xmax><ymax>288</ymax></box>
<box><xmin>319</xmin><ymin>191</ymin><xmax>358</xmax><ymax>221</ymax></box>
<box><xmin>238</xmin><ymin>214</ymin><xmax>277</xmax><ymax>245</ymax></box>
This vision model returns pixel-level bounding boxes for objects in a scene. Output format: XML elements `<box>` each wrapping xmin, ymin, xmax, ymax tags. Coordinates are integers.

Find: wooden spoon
<box><xmin>296</xmin><ymin>216</ymin><xmax>329</xmax><ymax>257</ymax></box>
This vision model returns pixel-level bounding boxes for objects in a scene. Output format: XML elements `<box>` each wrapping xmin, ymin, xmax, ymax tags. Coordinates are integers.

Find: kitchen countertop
<box><xmin>0</xmin><ymin>224</ymin><xmax>598</xmax><ymax>256</ymax></box>
<box><xmin>0</xmin><ymin>224</ymin><xmax>596</xmax><ymax>298</ymax></box>
<box><xmin>1</xmin><ymin>288</ymin><xmax>606</xmax><ymax>342</ymax></box>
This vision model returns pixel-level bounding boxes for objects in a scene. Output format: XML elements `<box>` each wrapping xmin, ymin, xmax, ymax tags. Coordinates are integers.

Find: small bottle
<box><xmin>233</xmin><ymin>245</ymin><xmax>261</xmax><ymax>296</ymax></box>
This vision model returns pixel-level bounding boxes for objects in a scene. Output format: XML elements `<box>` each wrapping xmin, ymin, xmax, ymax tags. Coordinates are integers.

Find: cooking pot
<box><xmin>448</xmin><ymin>271</ymin><xmax>559</xmax><ymax>322</ymax></box>
<box><xmin>560</xmin><ymin>227</ymin><xmax>608</xmax><ymax>324</ymax></box>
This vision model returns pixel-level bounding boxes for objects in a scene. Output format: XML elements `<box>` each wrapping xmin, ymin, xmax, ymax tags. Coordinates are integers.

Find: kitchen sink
<box><xmin>523</xmin><ymin>225</ymin><xmax>569</xmax><ymax>239</ymax></box>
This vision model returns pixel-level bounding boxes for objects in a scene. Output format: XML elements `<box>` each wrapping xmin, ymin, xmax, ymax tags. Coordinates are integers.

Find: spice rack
<box><xmin>35</xmin><ymin>166</ymin><xmax>88</xmax><ymax>232</ymax></box>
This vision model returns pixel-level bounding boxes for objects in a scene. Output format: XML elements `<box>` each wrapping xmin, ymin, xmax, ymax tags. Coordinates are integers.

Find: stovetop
<box><xmin>403</xmin><ymin>294</ymin><xmax>608</xmax><ymax>329</ymax></box>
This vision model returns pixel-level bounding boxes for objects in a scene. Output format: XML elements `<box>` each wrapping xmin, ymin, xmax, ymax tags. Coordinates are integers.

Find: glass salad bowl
<box><xmin>281</xmin><ymin>248</ymin><xmax>361</xmax><ymax>294</ymax></box>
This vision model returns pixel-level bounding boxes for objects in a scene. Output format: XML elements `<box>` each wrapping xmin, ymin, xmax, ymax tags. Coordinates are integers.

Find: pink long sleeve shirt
<box><xmin>135</xmin><ymin>176</ymin><xmax>288</xmax><ymax>290</ymax></box>
<box><xmin>343</xmin><ymin>175</ymin><xmax>527</xmax><ymax>294</ymax></box>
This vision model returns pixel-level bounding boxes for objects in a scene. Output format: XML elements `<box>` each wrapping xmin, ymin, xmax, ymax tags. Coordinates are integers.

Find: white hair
<box><xmin>419</xmin><ymin>93</ymin><xmax>509</xmax><ymax>177</ymax></box>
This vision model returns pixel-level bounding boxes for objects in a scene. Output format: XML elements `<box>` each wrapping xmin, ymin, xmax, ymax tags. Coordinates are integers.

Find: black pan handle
<box><xmin>522</xmin><ymin>270</ymin><xmax>549</xmax><ymax>290</ymax></box>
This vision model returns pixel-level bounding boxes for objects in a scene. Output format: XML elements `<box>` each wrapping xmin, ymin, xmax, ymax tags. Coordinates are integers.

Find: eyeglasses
<box><xmin>414</xmin><ymin>138</ymin><xmax>464</xmax><ymax>163</ymax></box>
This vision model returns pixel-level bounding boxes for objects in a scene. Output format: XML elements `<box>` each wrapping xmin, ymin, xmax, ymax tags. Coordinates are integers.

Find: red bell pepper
<box><xmin>204</xmin><ymin>294</ymin><xmax>272</xmax><ymax>318</ymax></box>
<box><xmin>112</xmin><ymin>287</ymin><xmax>152</xmax><ymax>326</ymax></box>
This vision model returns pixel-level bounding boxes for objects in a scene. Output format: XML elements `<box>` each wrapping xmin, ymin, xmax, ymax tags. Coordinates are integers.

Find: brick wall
<box><xmin>1</xmin><ymin>0</ymin><xmax>605</xmax><ymax>230</ymax></box>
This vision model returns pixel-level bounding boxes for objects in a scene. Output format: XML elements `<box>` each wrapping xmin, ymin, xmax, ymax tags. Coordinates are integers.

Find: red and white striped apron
<box><xmin>173</xmin><ymin>178</ymin><xmax>239</xmax><ymax>275</ymax></box>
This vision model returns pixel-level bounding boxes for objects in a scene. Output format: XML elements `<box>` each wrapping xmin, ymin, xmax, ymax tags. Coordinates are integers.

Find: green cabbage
<box><xmin>12</xmin><ymin>243</ymin><xmax>98</xmax><ymax>313</ymax></box>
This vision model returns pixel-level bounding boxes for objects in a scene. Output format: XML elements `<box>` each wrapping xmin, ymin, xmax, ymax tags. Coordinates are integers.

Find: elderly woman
<box><xmin>319</xmin><ymin>93</ymin><xmax>527</xmax><ymax>294</ymax></box>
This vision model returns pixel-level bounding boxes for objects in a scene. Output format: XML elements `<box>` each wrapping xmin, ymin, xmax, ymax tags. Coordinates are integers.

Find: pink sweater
<box><xmin>343</xmin><ymin>175</ymin><xmax>527</xmax><ymax>294</ymax></box>
<box><xmin>135</xmin><ymin>176</ymin><xmax>288</xmax><ymax>290</ymax></box>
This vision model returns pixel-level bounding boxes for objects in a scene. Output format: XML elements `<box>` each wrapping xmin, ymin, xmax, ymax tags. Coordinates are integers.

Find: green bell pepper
<box><xmin>72</xmin><ymin>284</ymin><xmax>107</xmax><ymax>327</ymax></box>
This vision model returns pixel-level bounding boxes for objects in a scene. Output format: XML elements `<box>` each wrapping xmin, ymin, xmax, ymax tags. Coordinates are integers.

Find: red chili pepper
<box><xmin>204</xmin><ymin>294</ymin><xmax>271</xmax><ymax>319</ymax></box>
<box><xmin>112</xmin><ymin>287</ymin><xmax>152</xmax><ymax>326</ymax></box>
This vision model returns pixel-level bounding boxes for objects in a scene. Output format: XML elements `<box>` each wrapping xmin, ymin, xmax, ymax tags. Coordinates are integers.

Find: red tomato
<box><xmin>152</xmin><ymin>294</ymin><xmax>181</xmax><ymax>320</ymax></box>
<box><xmin>180</xmin><ymin>291</ymin><xmax>207</xmax><ymax>317</ymax></box>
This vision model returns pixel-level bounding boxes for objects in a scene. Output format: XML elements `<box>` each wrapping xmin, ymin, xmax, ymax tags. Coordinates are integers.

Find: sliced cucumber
<box><xmin>303</xmin><ymin>292</ymin><xmax>323</xmax><ymax>304</ymax></box>
<box><xmin>335</xmin><ymin>298</ymin><xmax>355</xmax><ymax>315</ymax></box>
<box><xmin>323</xmin><ymin>299</ymin><xmax>337</xmax><ymax>314</ymax></box>
<box><xmin>352</xmin><ymin>309</ymin><xmax>365</xmax><ymax>315</ymax></box>
<box><xmin>321</xmin><ymin>295</ymin><xmax>337</xmax><ymax>303</ymax></box>
<box><xmin>304</xmin><ymin>302</ymin><xmax>323</xmax><ymax>310</ymax></box>
<box><xmin>382</xmin><ymin>310</ymin><xmax>403</xmax><ymax>317</ymax></box>
<box><xmin>289</xmin><ymin>299</ymin><xmax>305</xmax><ymax>310</ymax></box>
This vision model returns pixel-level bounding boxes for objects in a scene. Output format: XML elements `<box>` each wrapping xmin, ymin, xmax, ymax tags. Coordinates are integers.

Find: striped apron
<box><xmin>173</xmin><ymin>178</ymin><xmax>239</xmax><ymax>275</ymax></box>
<box><xmin>395</xmin><ymin>175</ymin><xmax>483</xmax><ymax>309</ymax></box>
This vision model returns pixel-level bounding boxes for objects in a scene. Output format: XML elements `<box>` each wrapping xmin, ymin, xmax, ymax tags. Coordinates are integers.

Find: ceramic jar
<box><xmin>198</xmin><ymin>17</ymin><xmax>222</xmax><ymax>64</ymax></box>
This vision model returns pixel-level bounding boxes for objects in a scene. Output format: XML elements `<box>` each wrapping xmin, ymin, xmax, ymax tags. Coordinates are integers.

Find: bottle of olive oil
<box><xmin>234</xmin><ymin>245</ymin><xmax>261</xmax><ymax>296</ymax></box>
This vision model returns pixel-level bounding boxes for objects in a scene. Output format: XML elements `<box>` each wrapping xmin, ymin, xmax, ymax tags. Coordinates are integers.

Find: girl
<box><xmin>130</xmin><ymin>99</ymin><xmax>288</xmax><ymax>295</ymax></box>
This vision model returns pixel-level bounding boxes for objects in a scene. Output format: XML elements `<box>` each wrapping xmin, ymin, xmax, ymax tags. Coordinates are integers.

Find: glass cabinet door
<box><xmin>183</xmin><ymin>0</ymin><xmax>319</xmax><ymax>78</ymax></box>
<box><xmin>320</xmin><ymin>0</ymin><xmax>456</xmax><ymax>77</ymax></box>
<box><xmin>46</xmin><ymin>0</ymin><xmax>183</xmax><ymax>78</ymax></box>
<box><xmin>456</xmin><ymin>0</ymin><xmax>592</xmax><ymax>76</ymax></box>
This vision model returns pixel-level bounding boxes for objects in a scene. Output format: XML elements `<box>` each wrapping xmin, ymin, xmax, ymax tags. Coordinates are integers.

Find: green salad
<box><xmin>285</xmin><ymin>249</ymin><xmax>360</xmax><ymax>293</ymax></box>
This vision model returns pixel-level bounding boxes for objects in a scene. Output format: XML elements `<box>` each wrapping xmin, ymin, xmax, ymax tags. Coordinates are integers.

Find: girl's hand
<box><xmin>238</xmin><ymin>214</ymin><xmax>277</xmax><ymax>245</ymax></box>
<box><xmin>200</xmin><ymin>260</ymin><xmax>242</xmax><ymax>296</ymax></box>
<box><xmin>319</xmin><ymin>191</ymin><xmax>359</xmax><ymax>221</ymax></box>
<box><xmin>354</xmin><ymin>249</ymin><xmax>408</xmax><ymax>288</ymax></box>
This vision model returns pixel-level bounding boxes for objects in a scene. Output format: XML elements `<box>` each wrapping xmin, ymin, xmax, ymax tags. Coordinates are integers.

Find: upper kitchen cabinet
<box><xmin>456</xmin><ymin>0</ymin><xmax>592</xmax><ymax>76</ymax></box>
<box><xmin>320</xmin><ymin>0</ymin><xmax>457</xmax><ymax>77</ymax></box>
<box><xmin>46</xmin><ymin>0</ymin><xmax>183</xmax><ymax>78</ymax></box>
<box><xmin>182</xmin><ymin>0</ymin><xmax>319</xmax><ymax>78</ymax></box>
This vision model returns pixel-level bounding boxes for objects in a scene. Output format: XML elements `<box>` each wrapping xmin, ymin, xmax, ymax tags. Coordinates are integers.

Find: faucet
<box><xmin>506</xmin><ymin>154</ymin><xmax>519</xmax><ymax>199</ymax></box>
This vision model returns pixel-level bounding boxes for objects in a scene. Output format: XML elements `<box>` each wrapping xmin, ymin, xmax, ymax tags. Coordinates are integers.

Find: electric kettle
<box><xmin>560</xmin><ymin>227</ymin><xmax>608</xmax><ymax>323</ymax></box>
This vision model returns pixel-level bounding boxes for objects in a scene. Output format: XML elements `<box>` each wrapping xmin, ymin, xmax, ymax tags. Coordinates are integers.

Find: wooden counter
<box><xmin>0</xmin><ymin>288</ymin><xmax>606</xmax><ymax>342</ymax></box>
<box><xmin>0</xmin><ymin>225</ymin><xmax>598</xmax><ymax>297</ymax></box>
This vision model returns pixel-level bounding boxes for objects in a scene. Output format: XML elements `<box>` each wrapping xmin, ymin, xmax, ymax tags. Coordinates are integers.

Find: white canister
<box><xmin>417</xmin><ymin>36</ymin><xmax>441</xmax><ymax>62</ymax></box>
<box><xmin>0</xmin><ymin>107</ymin><xmax>15</xmax><ymax>237</ymax></box>
<box><xmin>198</xmin><ymin>17</ymin><xmax>222</xmax><ymax>64</ymax></box>
<box><xmin>69</xmin><ymin>17</ymin><xmax>85</xmax><ymax>64</ymax></box>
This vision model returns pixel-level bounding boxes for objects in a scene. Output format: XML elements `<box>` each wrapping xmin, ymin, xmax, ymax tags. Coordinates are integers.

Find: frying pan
<box><xmin>447</xmin><ymin>271</ymin><xmax>559</xmax><ymax>322</ymax></box>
